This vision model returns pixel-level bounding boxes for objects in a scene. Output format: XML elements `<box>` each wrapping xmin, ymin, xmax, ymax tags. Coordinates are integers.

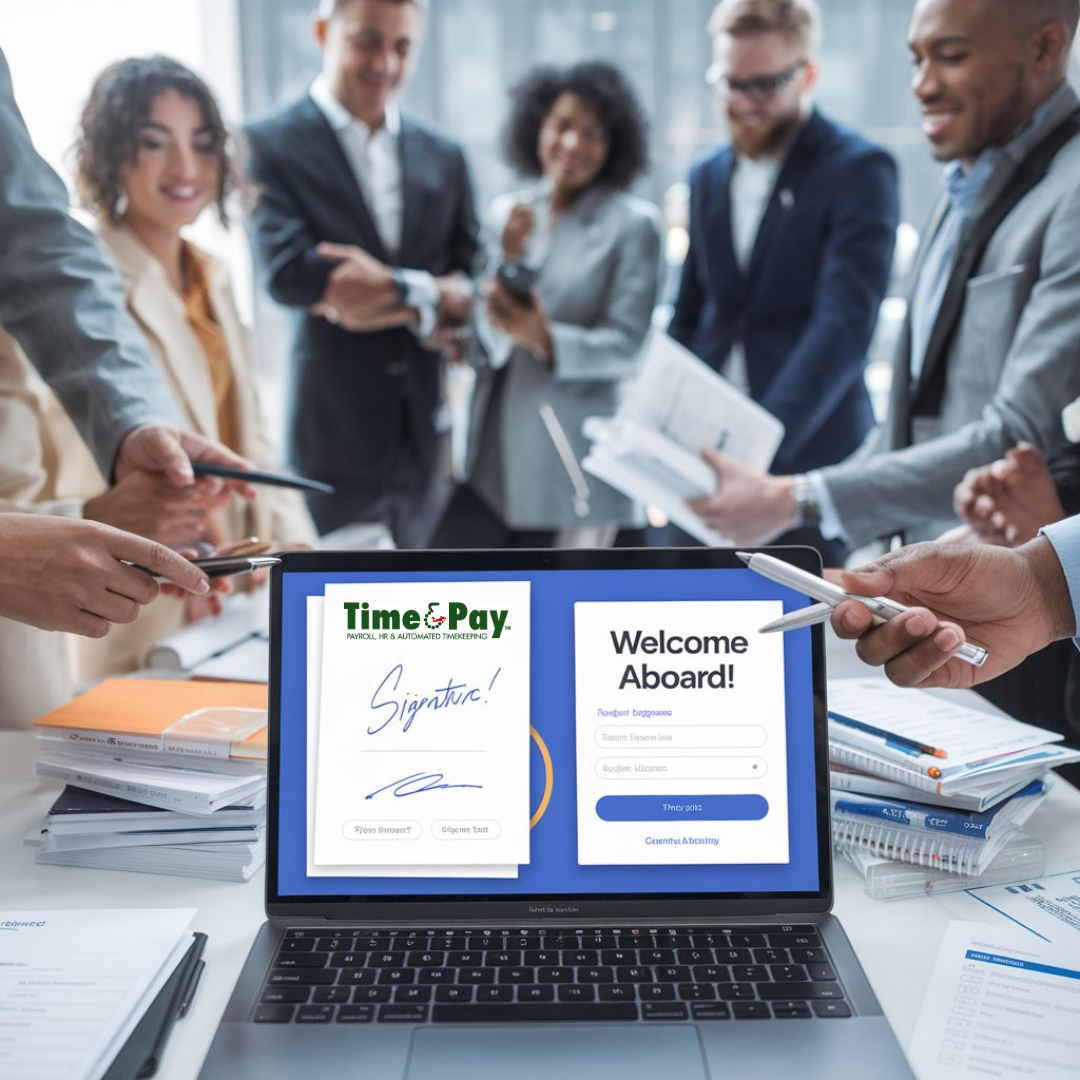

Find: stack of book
<box><xmin>827</xmin><ymin>679</ymin><xmax>1080</xmax><ymax>898</ymax></box>
<box><xmin>28</xmin><ymin>679</ymin><xmax>269</xmax><ymax>881</ymax></box>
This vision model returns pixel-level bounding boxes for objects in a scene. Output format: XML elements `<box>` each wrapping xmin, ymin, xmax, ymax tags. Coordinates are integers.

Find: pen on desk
<box><xmin>737</xmin><ymin>551</ymin><xmax>989</xmax><ymax>668</ymax></box>
<box><xmin>177</xmin><ymin>958</ymin><xmax>204</xmax><ymax>1018</ymax></box>
<box><xmin>828</xmin><ymin>709</ymin><xmax>948</xmax><ymax>759</ymax></box>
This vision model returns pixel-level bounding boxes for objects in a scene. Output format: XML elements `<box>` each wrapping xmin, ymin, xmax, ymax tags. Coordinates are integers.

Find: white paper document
<box><xmin>312</xmin><ymin>582</ymin><xmax>532</xmax><ymax>869</ymax></box>
<box><xmin>909</xmin><ymin>920</ymin><xmax>1080</xmax><ymax>1079</ymax></box>
<box><xmin>304</xmin><ymin>596</ymin><xmax>517</xmax><ymax>878</ymax></box>
<box><xmin>573</xmin><ymin>599</ymin><xmax>789</xmax><ymax>865</ymax></box>
<box><xmin>956</xmin><ymin>868</ymin><xmax>1080</xmax><ymax>944</ymax></box>
<box><xmin>0</xmin><ymin>908</ymin><xmax>195</xmax><ymax>1080</ymax></box>
<box><xmin>582</xmin><ymin>330</ymin><xmax>785</xmax><ymax>546</ymax></box>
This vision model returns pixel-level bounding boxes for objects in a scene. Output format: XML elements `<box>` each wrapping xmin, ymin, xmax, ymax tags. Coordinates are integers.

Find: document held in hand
<box><xmin>581</xmin><ymin>329</ymin><xmax>785</xmax><ymax>545</ymax></box>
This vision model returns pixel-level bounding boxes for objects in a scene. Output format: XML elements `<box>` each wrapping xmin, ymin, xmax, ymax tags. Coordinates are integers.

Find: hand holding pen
<box><xmin>737</xmin><ymin>551</ymin><xmax>990</xmax><ymax>668</ymax></box>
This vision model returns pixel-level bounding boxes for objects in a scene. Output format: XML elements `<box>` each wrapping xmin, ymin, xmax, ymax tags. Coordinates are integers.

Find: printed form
<box><xmin>305</xmin><ymin>596</ymin><xmax>516</xmax><ymax>878</ymax></box>
<box><xmin>909</xmin><ymin>920</ymin><xmax>1080</xmax><ymax>1079</ymax></box>
<box><xmin>312</xmin><ymin>582</ymin><xmax>531</xmax><ymax>869</ymax></box>
<box><xmin>574</xmin><ymin>600</ymin><xmax>789</xmax><ymax>865</ymax></box>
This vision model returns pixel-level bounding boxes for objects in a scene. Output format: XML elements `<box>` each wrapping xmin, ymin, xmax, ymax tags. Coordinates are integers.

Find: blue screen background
<box><xmin>277</xmin><ymin>568</ymin><xmax>821</xmax><ymax>897</ymax></box>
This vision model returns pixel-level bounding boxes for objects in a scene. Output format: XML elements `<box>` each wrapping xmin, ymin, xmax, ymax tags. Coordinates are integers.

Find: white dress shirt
<box><xmin>308</xmin><ymin>76</ymin><xmax>439</xmax><ymax>337</ymax></box>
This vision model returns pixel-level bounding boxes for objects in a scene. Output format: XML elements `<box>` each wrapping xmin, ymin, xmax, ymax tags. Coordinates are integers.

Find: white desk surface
<box><xmin>2</xmin><ymin>642</ymin><xmax>1078</xmax><ymax>1080</ymax></box>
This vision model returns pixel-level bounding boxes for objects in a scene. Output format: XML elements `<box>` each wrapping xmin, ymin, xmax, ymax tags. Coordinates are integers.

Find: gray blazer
<box><xmin>823</xmin><ymin>83</ymin><xmax>1080</xmax><ymax>546</ymax></box>
<box><xmin>0</xmin><ymin>49</ymin><xmax>180</xmax><ymax>476</ymax></box>
<box><xmin>467</xmin><ymin>186</ymin><xmax>662</xmax><ymax>529</ymax></box>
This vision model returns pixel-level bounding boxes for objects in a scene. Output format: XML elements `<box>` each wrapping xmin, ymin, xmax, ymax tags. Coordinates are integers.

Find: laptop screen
<box><xmin>267</xmin><ymin>548</ymin><xmax>831</xmax><ymax>917</ymax></box>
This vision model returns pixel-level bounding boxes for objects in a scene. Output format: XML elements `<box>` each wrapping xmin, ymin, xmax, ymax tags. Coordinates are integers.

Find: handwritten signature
<box><xmin>367</xmin><ymin>664</ymin><xmax>501</xmax><ymax>735</ymax></box>
<box><xmin>364</xmin><ymin>772</ymin><xmax>483</xmax><ymax>799</ymax></box>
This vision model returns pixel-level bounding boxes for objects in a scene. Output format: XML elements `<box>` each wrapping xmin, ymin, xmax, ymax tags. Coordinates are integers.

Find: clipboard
<box><xmin>102</xmin><ymin>932</ymin><xmax>207</xmax><ymax>1080</ymax></box>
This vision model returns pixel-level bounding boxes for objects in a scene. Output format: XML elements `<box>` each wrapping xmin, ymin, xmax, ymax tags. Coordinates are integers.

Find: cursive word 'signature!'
<box><xmin>367</xmin><ymin>663</ymin><xmax>501</xmax><ymax>735</ymax></box>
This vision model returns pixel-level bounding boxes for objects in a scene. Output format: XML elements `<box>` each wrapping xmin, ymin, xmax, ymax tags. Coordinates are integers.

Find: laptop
<box><xmin>199</xmin><ymin>547</ymin><xmax>912</xmax><ymax>1079</ymax></box>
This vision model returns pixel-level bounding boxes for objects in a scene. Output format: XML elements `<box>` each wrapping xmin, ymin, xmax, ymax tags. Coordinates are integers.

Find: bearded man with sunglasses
<box><xmin>670</xmin><ymin>0</ymin><xmax>898</xmax><ymax>561</ymax></box>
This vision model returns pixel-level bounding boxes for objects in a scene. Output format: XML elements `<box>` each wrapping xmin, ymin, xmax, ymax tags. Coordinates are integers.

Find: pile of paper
<box><xmin>827</xmin><ymin>678</ymin><xmax>1080</xmax><ymax>895</ymax></box>
<box><xmin>28</xmin><ymin>680</ymin><xmax>268</xmax><ymax>881</ymax></box>
<box><xmin>0</xmin><ymin>908</ymin><xmax>196</xmax><ymax>1080</ymax></box>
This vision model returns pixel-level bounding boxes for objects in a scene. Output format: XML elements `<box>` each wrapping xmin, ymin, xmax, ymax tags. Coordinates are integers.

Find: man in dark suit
<box><xmin>244</xmin><ymin>0</ymin><xmax>479</xmax><ymax>548</ymax></box>
<box><xmin>669</xmin><ymin>0</ymin><xmax>898</xmax><ymax>561</ymax></box>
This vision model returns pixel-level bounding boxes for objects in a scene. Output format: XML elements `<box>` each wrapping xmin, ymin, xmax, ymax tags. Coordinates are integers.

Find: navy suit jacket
<box><xmin>669</xmin><ymin>109</ymin><xmax>898</xmax><ymax>475</ymax></box>
<box><xmin>243</xmin><ymin>97</ymin><xmax>479</xmax><ymax>487</ymax></box>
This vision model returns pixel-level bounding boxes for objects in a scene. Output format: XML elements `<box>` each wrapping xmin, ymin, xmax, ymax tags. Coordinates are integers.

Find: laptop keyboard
<box><xmin>254</xmin><ymin>925</ymin><xmax>850</xmax><ymax>1024</ymax></box>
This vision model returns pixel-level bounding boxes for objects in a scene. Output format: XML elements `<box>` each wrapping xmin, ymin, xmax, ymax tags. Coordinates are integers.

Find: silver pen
<box><xmin>143</xmin><ymin>555</ymin><xmax>281</xmax><ymax>583</ymax></box>
<box><xmin>736</xmin><ymin>551</ymin><xmax>989</xmax><ymax>668</ymax></box>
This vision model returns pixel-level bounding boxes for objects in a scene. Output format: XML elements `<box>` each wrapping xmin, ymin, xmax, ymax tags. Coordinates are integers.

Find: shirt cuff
<box><xmin>399</xmin><ymin>269</ymin><xmax>440</xmax><ymax>340</ymax></box>
<box><xmin>1041</xmin><ymin>517</ymin><xmax>1080</xmax><ymax>650</ymax></box>
<box><xmin>808</xmin><ymin>471</ymin><xmax>848</xmax><ymax>543</ymax></box>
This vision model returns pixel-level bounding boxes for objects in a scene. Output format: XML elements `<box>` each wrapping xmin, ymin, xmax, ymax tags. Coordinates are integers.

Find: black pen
<box><xmin>177</xmin><ymin>958</ymin><xmax>204</xmax><ymax>1018</ymax></box>
<box><xmin>192</xmin><ymin>461</ymin><xmax>336</xmax><ymax>495</ymax></box>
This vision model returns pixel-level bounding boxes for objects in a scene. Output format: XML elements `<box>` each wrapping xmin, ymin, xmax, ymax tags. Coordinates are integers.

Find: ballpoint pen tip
<box><xmin>735</xmin><ymin>551</ymin><xmax>753</xmax><ymax>564</ymax></box>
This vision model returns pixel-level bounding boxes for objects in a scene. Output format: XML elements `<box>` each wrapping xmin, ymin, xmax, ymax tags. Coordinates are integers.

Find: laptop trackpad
<box><xmin>407</xmin><ymin>1025</ymin><xmax>706</xmax><ymax>1080</ymax></box>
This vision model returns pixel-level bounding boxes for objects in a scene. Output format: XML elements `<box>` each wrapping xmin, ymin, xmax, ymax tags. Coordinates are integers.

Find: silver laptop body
<box><xmin>199</xmin><ymin>547</ymin><xmax>912</xmax><ymax>1079</ymax></box>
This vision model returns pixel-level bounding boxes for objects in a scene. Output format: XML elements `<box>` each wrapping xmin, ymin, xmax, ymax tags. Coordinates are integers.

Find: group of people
<box><xmin>3</xmin><ymin>0</ymin><xmax>1080</xmax><ymax>747</ymax></box>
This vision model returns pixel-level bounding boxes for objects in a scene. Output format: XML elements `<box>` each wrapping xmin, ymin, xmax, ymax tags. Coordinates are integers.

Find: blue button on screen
<box><xmin>596</xmin><ymin>795</ymin><xmax>769</xmax><ymax>822</ymax></box>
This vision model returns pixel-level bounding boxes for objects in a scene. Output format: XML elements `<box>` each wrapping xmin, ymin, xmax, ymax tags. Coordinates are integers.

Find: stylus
<box><xmin>737</xmin><ymin>552</ymin><xmax>989</xmax><ymax>668</ymax></box>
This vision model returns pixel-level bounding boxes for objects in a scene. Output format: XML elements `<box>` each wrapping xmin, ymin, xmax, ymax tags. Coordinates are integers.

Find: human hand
<box><xmin>435</xmin><ymin>273</ymin><xmax>474</xmax><ymax>328</ymax></box>
<box><xmin>686</xmin><ymin>450</ymin><xmax>798</xmax><ymax>544</ymax></box>
<box><xmin>830</xmin><ymin>538</ymin><xmax>1075</xmax><ymax>689</ymax></box>
<box><xmin>954</xmin><ymin>443</ymin><xmax>1066</xmax><ymax>546</ymax></box>
<box><xmin>484</xmin><ymin>279</ymin><xmax>552</xmax><ymax>361</ymax></box>
<box><xmin>501</xmin><ymin>203</ymin><xmax>536</xmax><ymax>261</ymax></box>
<box><xmin>84</xmin><ymin>471</ymin><xmax>233</xmax><ymax>548</ymax></box>
<box><xmin>0</xmin><ymin>514</ymin><xmax>210</xmax><ymax>637</ymax></box>
<box><xmin>312</xmin><ymin>242</ymin><xmax>401</xmax><ymax>330</ymax></box>
<box><xmin>115</xmin><ymin>426</ymin><xmax>256</xmax><ymax>499</ymax></box>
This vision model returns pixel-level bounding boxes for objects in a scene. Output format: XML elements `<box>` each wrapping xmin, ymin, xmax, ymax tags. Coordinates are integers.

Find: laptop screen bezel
<box><xmin>265</xmin><ymin>546</ymin><xmax>833</xmax><ymax>920</ymax></box>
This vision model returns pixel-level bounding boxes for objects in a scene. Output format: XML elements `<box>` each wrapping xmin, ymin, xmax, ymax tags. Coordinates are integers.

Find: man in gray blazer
<box><xmin>244</xmin><ymin>0</ymin><xmax>479</xmax><ymax>548</ymax></box>
<box><xmin>687</xmin><ymin>0</ymin><xmax>1080</xmax><ymax>552</ymax></box>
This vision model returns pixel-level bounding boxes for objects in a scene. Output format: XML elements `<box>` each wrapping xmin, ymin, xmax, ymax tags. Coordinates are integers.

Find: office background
<box><xmin>6</xmin><ymin>0</ymin><xmax>1080</xmax><ymax>433</ymax></box>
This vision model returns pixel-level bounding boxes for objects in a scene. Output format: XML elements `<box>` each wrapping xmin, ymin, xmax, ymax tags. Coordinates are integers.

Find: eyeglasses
<box><xmin>704</xmin><ymin>59</ymin><xmax>808</xmax><ymax>103</ymax></box>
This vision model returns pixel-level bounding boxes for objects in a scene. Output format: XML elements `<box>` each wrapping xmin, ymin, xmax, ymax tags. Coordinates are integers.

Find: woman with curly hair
<box><xmin>435</xmin><ymin>61</ymin><xmax>662</xmax><ymax>547</ymax></box>
<box><xmin>49</xmin><ymin>56</ymin><xmax>315</xmax><ymax>676</ymax></box>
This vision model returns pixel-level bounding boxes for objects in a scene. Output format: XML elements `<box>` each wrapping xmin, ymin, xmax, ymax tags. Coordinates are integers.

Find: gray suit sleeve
<box><xmin>822</xmin><ymin>180</ymin><xmax>1080</xmax><ymax>548</ymax></box>
<box><xmin>550</xmin><ymin>209</ymin><xmax>662</xmax><ymax>383</ymax></box>
<box><xmin>0</xmin><ymin>49</ymin><xmax>180</xmax><ymax>477</ymax></box>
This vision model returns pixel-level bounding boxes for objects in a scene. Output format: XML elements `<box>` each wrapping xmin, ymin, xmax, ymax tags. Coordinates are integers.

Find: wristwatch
<box><xmin>390</xmin><ymin>268</ymin><xmax>410</xmax><ymax>306</ymax></box>
<box><xmin>793</xmin><ymin>474</ymin><xmax>821</xmax><ymax>527</ymax></box>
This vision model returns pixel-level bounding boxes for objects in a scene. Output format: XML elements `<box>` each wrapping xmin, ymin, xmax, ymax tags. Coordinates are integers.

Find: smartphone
<box><xmin>495</xmin><ymin>260</ymin><xmax>538</xmax><ymax>304</ymax></box>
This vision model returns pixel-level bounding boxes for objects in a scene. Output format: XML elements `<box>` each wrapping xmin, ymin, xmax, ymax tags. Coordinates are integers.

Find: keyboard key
<box><xmin>757</xmin><ymin>982</ymin><xmax>843</xmax><ymax>1000</ymax></box>
<box><xmin>312</xmin><ymin>987</ymin><xmax>351</xmax><ymax>1004</ymax></box>
<box><xmin>376</xmin><ymin>969</ymin><xmax>416</xmax><ymax>985</ymax></box>
<box><xmin>486</xmin><ymin>951</ymin><xmax>522</xmax><ymax>967</ymax></box>
<box><xmin>280</xmin><ymin>939</ymin><xmax>315</xmax><ymax>952</ymax></box>
<box><xmin>641</xmin><ymin>949</ymin><xmax>676</xmax><ymax>965</ymax></box>
<box><xmin>477</xmin><ymin>986</ymin><xmax>514</xmax><ymax>1002</ymax></box>
<box><xmin>808</xmin><ymin>963</ymin><xmax>837</xmax><ymax>981</ymax></box>
<box><xmin>537</xmin><ymin>967</ymin><xmax>574</xmax><ymax>984</ymax></box>
<box><xmin>616</xmin><ymin>966</ymin><xmax>653</xmax><ymax>983</ymax></box>
<box><xmin>296</xmin><ymin>1005</ymin><xmax>335</xmax><ymax>1023</ymax></box>
<box><xmin>692</xmin><ymin>965</ymin><xmax>730</xmax><ymax>983</ymax></box>
<box><xmin>369</xmin><ymin>952</ymin><xmax>407</xmax><ymax>968</ymax></box>
<box><xmin>269</xmin><ymin>969</ymin><xmax>336</xmax><ymax>986</ymax></box>
<box><xmin>273</xmin><ymin>954</ymin><xmax>329</xmax><ymax>969</ymax></box>
<box><xmin>769</xmin><ymin>933</ymin><xmax>821</xmax><ymax>948</ymax></box>
<box><xmin>447</xmin><ymin>951</ymin><xmax>484</xmax><ymax>967</ymax></box>
<box><xmin>519</xmin><ymin>985</ymin><xmax>555</xmax><ymax>1002</ymax></box>
<box><xmin>565</xmin><ymin>950</ymin><xmax>599</xmax><ymax>966</ymax></box>
<box><xmin>731</xmin><ymin>965</ymin><xmax>769</xmax><ymax>982</ymax></box>
<box><xmin>407</xmin><ymin>952</ymin><xmax>445</xmax><ymax>968</ymax></box>
<box><xmin>395</xmin><ymin>986</ymin><xmax>432</xmax><ymax>1003</ymax></box>
<box><xmin>578</xmin><ymin>968</ymin><xmax>614</xmax><ymax>984</ymax></box>
<box><xmin>727</xmin><ymin>934</ymin><xmax>767</xmax><ymax>948</ymax></box>
<box><xmin>790</xmin><ymin>947</ymin><xmax>827</xmax><ymax>964</ymax></box>
<box><xmin>812</xmin><ymin>1001</ymin><xmax>852</xmax><ymax>1018</ymax></box>
<box><xmin>261</xmin><ymin>986</ymin><xmax>310</xmax><ymax>1004</ymax></box>
<box><xmin>524</xmin><ymin>949</ymin><xmax>559</xmax><ymax>966</ymax></box>
<box><xmin>691</xmin><ymin>1002</ymin><xmax>731</xmax><ymax>1021</ymax></box>
<box><xmin>600</xmin><ymin>949</ymin><xmax>635</xmax><ymax>965</ymax></box>
<box><xmin>458</xmin><ymin>968</ymin><xmax>496</xmax><ymax>985</ymax></box>
<box><xmin>732</xmin><ymin>1002</ymin><xmax>771</xmax><ymax>1019</ymax></box>
<box><xmin>253</xmin><ymin>1005</ymin><xmax>294</xmax><ymax>1023</ymax></box>
<box><xmin>327</xmin><ymin>952</ymin><xmax>365</xmax><ymax>968</ymax></box>
<box><xmin>717</xmin><ymin>983</ymin><xmax>755</xmax><ymax>1001</ymax></box>
<box><xmin>418</xmin><ymin>968</ymin><xmax>453</xmax><ymax>984</ymax></box>
<box><xmin>655</xmin><ymin>966</ymin><xmax>692</xmax><ymax>983</ymax></box>
<box><xmin>337</xmin><ymin>1005</ymin><xmax>375</xmax><ymax>1023</ymax></box>
<box><xmin>642</xmin><ymin>1002</ymin><xmax>689</xmax><ymax>1021</ymax></box>
<box><xmin>557</xmin><ymin>985</ymin><xmax>596</xmax><ymax>1002</ymax></box>
<box><xmin>598</xmin><ymin>985</ymin><xmax>635</xmax><ymax>1002</ymax></box>
<box><xmin>677</xmin><ymin>949</ymin><xmax>714</xmax><ymax>965</ymax></box>
<box><xmin>716</xmin><ymin>949</ymin><xmax>752</xmax><ymax>964</ymax></box>
<box><xmin>435</xmin><ymin>986</ymin><xmax>474</xmax><ymax>1002</ymax></box>
<box><xmin>769</xmin><ymin>965</ymin><xmax>808</xmax><ymax>982</ymax></box>
<box><xmin>377</xmin><ymin>1005</ymin><xmax>429</xmax><ymax>1023</ymax></box>
<box><xmin>639</xmin><ymin>984</ymin><xmax>676</xmax><ymax>1001</ymax></box>
<box><xmin>337</xmin><ymin>969</ymin><xmax>376</xmax><ymax>986</ymax></box>
<box><xmin>352</xmin><ymin>986</ymin><xmax>392</xmax><ymax>1003</ymax></box>
<box><xmin>771</xmin><ymin>1001</ymin><xmax>813</xmax><ymax>1018</ymax></box>
<box><xmin>432</xmin><ymin>1003</ymin><xmax>638</xmax><ymax>1023</ymax></box>
<box><xmin>753</xmin><ymin>948</ymin><xmax>789</xmax><ymax>964</ymax></box>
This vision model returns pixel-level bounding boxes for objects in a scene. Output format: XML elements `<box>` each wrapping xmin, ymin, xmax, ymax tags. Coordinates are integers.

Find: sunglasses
<box><xmin>705</xmin><ymin>59</ymin><xmax>809</xmax><ymax>103</ymax></box>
